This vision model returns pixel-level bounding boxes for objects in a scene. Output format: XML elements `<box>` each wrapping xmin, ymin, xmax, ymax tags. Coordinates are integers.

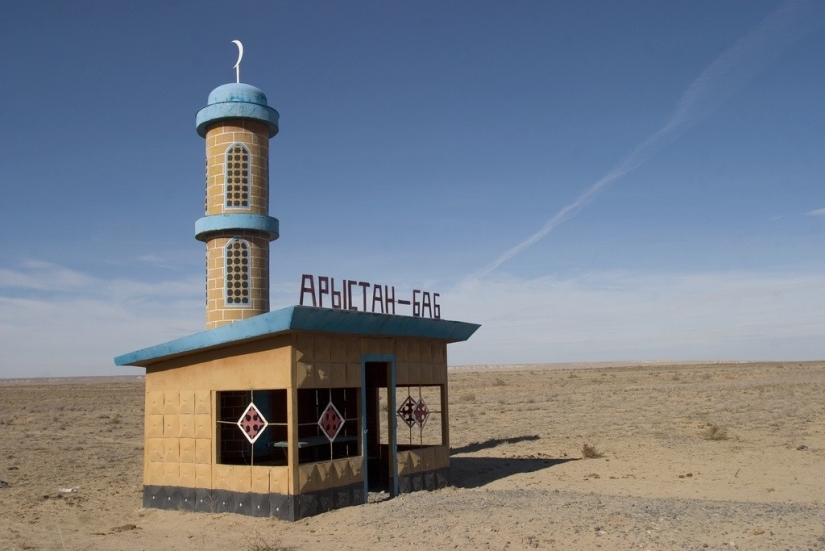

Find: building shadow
<box><xmin>450</xmin><ymin>456</ymin><xmax>576</xmax><ymax>489</ymax></box>
<box><xmin>449</xmin><ymin>436</ymin><xmax>576</xmax><ymax>489</ymax></box>
<box><xmin>451</xmin><ymin>435</ymin><xmax>541</xmax><ymax>455</ymax></box>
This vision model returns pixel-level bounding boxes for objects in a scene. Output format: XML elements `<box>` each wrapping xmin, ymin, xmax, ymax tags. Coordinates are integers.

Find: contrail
<box><xmin>473</xmin><ymin>0</ymin><xmax>825</xmax><ymax>280</ymax></box>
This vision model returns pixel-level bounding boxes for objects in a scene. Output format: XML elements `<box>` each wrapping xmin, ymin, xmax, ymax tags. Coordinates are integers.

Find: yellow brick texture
<box><xmin>146</xmin><ymin>415</ymin><xmax>164</xmax><ymax>438</ymax></box>
<box><xmin>233</xmin><ymin>466</ymin><xmax>252</xmax><ymax>493</ymax></box>
<box><xmin>251</xmin><ymin>467</ymin><xmax>270</xmax><ymax>494</ymax></box>
<box><xmin>204</xmin><ymin>121</ymin><xmax>270</xmax><ymax>216</ymax></box>
<box><xmin>195</xmin><ymin>464</ymin><xmax>211</xmax><ymax>488</ymax></box>
<box><xmin>180</xmin><ymin>438</ymin><xmax>196</xmax><ymax>463</ymax></box>
<box><xmin>146</xmin><ymin>391</ymin><xmax>164</xmax><ymax>415</ymax></box>
<box><xmin>180</xmin><ymin>414</ymin><xmax>195</xmax><ymax>438</ymax></box>
<box><xmin>146</xmin><ymin>462</ymin><xmax>163</xmax><ymax>486</ymax></box>
<box><xmin>163</xmin><ymin>414</ymin><xmax>179</xmax><ymax>437</ymax></box>
<box><xmin>269</xmin><ymin>467</ymin><xmax>289</xmax><ymax>495</ymax></box>
<box><xmin>163</xmin><ymin>438</ymin><xmax>179</xmax><ymax>462</ymax></box>
<box><xmin>195</xmin><ymin>438</ymin><xmax>211</xmax><ymax>464</ymax></box>
<box><xmin>179</xmin><ymin>391</ymin><xmax>195</xmax><ymax>414</ymax></box>
<box><xmin>179</xmin><ymin>464</ymin><xmax>196</xmax><ymax>487</ymax></box>
<box><xmin>195</xmin><ymin>414</ymin><xmax>211</xmax><ymax>439</ymax></box>
<box><xmin>163</xmin><ymin>463</ymin><xmax>179</xmax><ymax>486</ymax></box>
<box><xmin>204</xmin><ymin>233</ymin><xmax>270</xmax><ymax>329</ymax></box>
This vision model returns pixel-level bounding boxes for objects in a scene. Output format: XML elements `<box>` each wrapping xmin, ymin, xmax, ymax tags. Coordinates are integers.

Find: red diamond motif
<box><xmin>237</xmin><ymin>402</ymin><xmax>268</xmax><ymax>444</ymax></box>
<box><xmin>413</xmin><ymin>398</ymin><xmax>430</xmax><ymax>428</ymax></box>
<box><xmin>397</xmin><ymin>395</ymin><xmax>417</xmax><ymax>428</ymax></box>
<box><xmin>318</xmin><ymin>402</ymin><xmax>344</xmax><ymax>441</ymax></box>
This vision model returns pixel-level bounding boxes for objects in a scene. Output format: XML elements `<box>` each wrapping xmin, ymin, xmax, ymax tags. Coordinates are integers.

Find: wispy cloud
<box><xmin>2</xmin><ymin>259</ymin><xmax>822</xmax><ymax>376</ymax></box>
<box><xmin>474</xmin><ymin>0</ymin><xmax>825</xmax><ymax>279</ymax></box>
<box><xmin>0</xmin><ymin>260</ymin><xmax>202</xmax><ymax>378</ymax></box>
<box><xmin>806</xmin><ymin>208</ymin><xmax>825</xmax><ymax>217</ymax></box>
<box><xmin>446</xmin><ymin>270</ymin><xmax>825</xmax><ymax>364</ymax></box>
<box><xmin>137</xmin><ymin>253</ymin><xmax>194</xmax><ymax>270</ymax></box>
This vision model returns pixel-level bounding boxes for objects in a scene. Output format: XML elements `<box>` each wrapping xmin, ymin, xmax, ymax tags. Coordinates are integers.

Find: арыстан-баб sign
<box><xmin>299</xmin><ymin>274</ymin><xmax>441</xmax><ymax>319</ymax></box>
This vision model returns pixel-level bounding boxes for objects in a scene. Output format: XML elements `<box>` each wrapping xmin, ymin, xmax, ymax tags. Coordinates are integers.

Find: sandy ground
<box><xmin>1</xmin><ymin>361</ymin><xmax>823</xmax><ymax>550</ymax></box>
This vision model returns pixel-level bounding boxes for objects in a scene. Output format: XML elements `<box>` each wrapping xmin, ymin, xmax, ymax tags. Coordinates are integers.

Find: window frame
<box><xmin>224</xmin><ymin>142</ymin><xmax>251</xmax><ymax>210</ymax></box>
<box><xmin>224</xmin><ymin>237</ymin><xmax>251</xmax><ymax>307</ymax></box>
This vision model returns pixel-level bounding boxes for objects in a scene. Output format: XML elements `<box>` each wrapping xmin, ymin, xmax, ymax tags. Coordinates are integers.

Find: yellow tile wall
<box><xmin>397</xmin><ymin>450</ymin><xmax>411</xmax><ymax>475</ymax></box>
<box><xmin>146</xmin><ymin>415</ymin><xmax>164</xmax><ymax>438</ymax></box>
<box><xmin>163</xmin><ymin>463</ymin><xmax>179</xmax><ymax>486</ymax></box>
<box><xmin>251</xmin><ymin>467</ymin><xmax>270</xmax><ymax>494</ymax></box>
<box><xmin>143</xmin><ymin>336</ymin><xmax>451</xmax><ymax>497</ymax></box>
<box><xmin>179</xmin><ymin>391</ymin><xmax>195</xmax><ymax>414</ymax></box>
<box><xmin>144</xmin><ymin>341</ymin><xmax>290</xmax><ymax>389</ymax></box>
<box><xmin>195</xmin><ymin>390</ymin><xmax>210</xmax><ymax>414</ymax></box>
<box><xmin>213</xmin><ymin>464</ymin><xmax>232</xmax><ymax>491</ymax></box>
<box><xmin>180</xmin><ymin>438</ymin><xmax>196</xmax><ymax>463</ymax></box>
<box><xmin>146</xmin><ymin>438</ymin><xmax>163</xmax><ymax>463</ymax></box>
<box><xmin>195</xmin><ymin>439</ymin><xmax>211</xmax><ymax>464</ymax></box>
<box><xmin>147</xmin><ymin>392</ymin><xmax>164</xmax><ymax>415</ymax></box>
<box><xmin>269</xmin><ymin>467</ymin><xmax>289</xmax><ymax>495</ymax></box>
<box><xmin>297</xmin><ymin>464</ymin><xmax>320</xmax><ymax>494</ymax></box>
<box><xmin>180</xmin><ymin>415</ymin><xmax>195</xmax><ymax>438</ymax></box>
<box><xmin>195</xmin><ymin>464</ymin><xmax>211</xmax><ymax>488</ymax></box>
<box><xmin>163</xmin><ymin>391</ymin><xmax>179</xmax><ymax>414</ymax></box>
<box><xmin>233</xmin><ymin>466</ymin><xmax>252</xmax><ymax>493</ymax></box>
<box><xmin>162</xmin><ymin>439</ymin><xmax>179</xmax><ymax>462</ymax></box>
<box><xmin>432</xmin><ymin>445</ymin><xmax>450</xmax><ymax>469</ymax></box>
<box><xmin>195</xmin><ymin>414</ymin><xmax>210</xmax><ymax>438</ymax></box>
<box><xmin>179</xmin><ymin>463</ymin><xmax>196</xmax><ymax>487</ymax></box>
<box><xmin>163</xmin><ymin>414</ymin><xmax>179</xmax><ymax>437</ymax></box>
<box><xmin>146</xmin><ymin>462</ymin><xmax>163</xmax><ymax>486</ymax></box>
<box><xmin>331</xmin><ymin>363</ymin><xmax>347</xmax><ymax>387</ymax></box>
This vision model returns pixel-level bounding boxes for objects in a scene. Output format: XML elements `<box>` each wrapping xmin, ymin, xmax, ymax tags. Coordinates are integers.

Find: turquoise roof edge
<box><xmin>114</xmin><ymin>306</ymin><xmax>480</xmax><ymax>367</ymax></box>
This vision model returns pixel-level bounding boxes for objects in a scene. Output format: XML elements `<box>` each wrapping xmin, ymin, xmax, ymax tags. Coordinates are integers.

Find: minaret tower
<box><xmin>195</xmin><ymin>78</ymin><xmax>279</xmax><ymax>329</ymax></box>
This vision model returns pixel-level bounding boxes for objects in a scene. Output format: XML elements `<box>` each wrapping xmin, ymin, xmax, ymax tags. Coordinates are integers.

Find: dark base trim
<box><xmin>143</xmin><ymin>466</ymin><xmax>449</xmax><ymax>521</ymax></box>
<box><xmin>142</xmin><ymin>482</ymin><xmax>360</xmax><ymax>521</ymax></box>
<box><xmin>397</xmin><ymin>467</ymin><xmax>450</xmax><ymax>494</ymax></box>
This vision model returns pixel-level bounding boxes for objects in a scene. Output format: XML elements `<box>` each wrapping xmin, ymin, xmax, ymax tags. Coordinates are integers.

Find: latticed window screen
<box><xmin>297</xmin><ymin>388</ymin><xmax>360</xmax><ymax>464</ymax></box>
<box><xmin>216</xmin><ymin>390</ymin><xmax>287</xmax><ymax>466</ymax></box>
<box><xmin>395</xmin><ymin>385</ymin><xmax>443</xmax><ymax>448</ymax></box>
<box><xmin>224</xmin><ymin>238</ymin><xmax>250</xmax><ymax>306</ymax></box>
<box><xmin>225</xmin><ymin>143</ymin><xmax>249</xmax><ymax>208</ymax></box>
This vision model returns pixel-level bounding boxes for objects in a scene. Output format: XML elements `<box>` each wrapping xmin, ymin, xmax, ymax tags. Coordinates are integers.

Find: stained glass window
<box><xmin>225</xmin><ymin>143</ymin><xmax>250</xmax><ymax>209</ymax></box>
<box><xmin>224</xmin><ymin>238</ymin><xmax>249</xmax><ymax>306</ymax></box>
<box><xmin>216</xmin><ymin>390</ymin><xmax>287</xmax><ymax>466</ymax></box>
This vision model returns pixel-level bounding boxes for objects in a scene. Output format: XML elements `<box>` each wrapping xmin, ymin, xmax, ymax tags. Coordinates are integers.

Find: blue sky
<box><xmin>1</xmin><ymin>1</ymin><xmax>824</xmax><ymax>377</ymax></box>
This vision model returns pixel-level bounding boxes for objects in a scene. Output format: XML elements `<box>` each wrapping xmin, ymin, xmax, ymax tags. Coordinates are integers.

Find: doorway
<box><xmin>362</xmin><ymin>359</ymin><xmax>398</xmax><ymax>497</ymax></box>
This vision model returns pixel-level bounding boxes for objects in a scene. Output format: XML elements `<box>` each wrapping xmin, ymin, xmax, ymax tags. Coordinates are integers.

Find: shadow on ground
<box><xmin>451</xmin><ymin>435</ymin><xmax>541</xmax><ymax>455</ymax></box>
<box><xmin>450</xmin><ymin>436</ymin><xmax>576</xmax><ymax>489</ymax></box>
<box><xmin>450</xmin><ymin>456</ymin><xmax>576</xmax><ymax>488</ymax></box>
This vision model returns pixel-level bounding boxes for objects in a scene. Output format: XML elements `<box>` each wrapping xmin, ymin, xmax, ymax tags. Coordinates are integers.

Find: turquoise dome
<box><xmin>196</xmin><ymin>82</ymin><xmax>279</xmax><ymax>137</ymax></box>
<box><xmin>207</xmin><ymin>83</ymin><xmax>270</xmax><ymax>106</ymax></box>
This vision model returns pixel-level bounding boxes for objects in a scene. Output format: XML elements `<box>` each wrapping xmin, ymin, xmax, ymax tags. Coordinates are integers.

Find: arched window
<box><xmin>225</xmin><ymin>143</ymin><xmax>250</xmax><ymax>209</ymax></box>
<box><xmin>225</xmin><ymin>238</ymin><xmax>250</xmax><ymax>306</ymax></box>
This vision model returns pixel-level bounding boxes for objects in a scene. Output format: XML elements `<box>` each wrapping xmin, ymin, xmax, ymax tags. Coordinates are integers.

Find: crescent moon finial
<box><xmin>231</xmin><ymin>40</ymin><xmax>244</xmax><ymax>83</ymax></box>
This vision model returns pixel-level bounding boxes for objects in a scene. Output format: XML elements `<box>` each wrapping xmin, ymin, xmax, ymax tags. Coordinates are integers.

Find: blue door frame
<box><xmin>360</xmin><ymin>354</ymin><xmax>398</xmax><ymax>500</ymax></box>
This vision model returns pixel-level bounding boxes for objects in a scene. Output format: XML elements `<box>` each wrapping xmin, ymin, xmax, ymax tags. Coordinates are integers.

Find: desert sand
<box><xmin>1</xmin><ymin>361</ymin><xmax>823</xmax><ymax>550</ymax></box>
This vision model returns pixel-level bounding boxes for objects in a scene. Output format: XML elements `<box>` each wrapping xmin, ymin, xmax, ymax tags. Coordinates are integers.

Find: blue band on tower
<box><xmin>195</xmin><ymin>214</ymin><xmax>280</xmax><ymax>242</ymax></box>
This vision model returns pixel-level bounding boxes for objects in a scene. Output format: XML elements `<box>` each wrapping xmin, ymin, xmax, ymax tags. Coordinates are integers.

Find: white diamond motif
<box><xmin>237</xmin><ymin>402</ymin><xmax>268</xmax><ymax>444</ymax></box>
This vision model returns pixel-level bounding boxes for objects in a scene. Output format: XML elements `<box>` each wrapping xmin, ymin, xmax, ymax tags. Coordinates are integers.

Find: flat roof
<box><xmin>114</xmin><ymin>305</ymin><xmax>480</xmax><ymax>367</ymax></box>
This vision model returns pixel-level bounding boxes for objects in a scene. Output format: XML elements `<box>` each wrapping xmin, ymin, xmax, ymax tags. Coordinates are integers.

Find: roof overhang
<box><xmin>115</xmin><ymin>305</ymin><xmax>480</xmax><ymax>368</ymax></box>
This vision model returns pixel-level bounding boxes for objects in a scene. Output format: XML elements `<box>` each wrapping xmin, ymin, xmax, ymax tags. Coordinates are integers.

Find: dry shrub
<box><xmin>581</xmin><ymin>442</ymin><xmax>604</xmax><ymax>459</ymax></box>
<box><xmin>246</xmin><ymin>533</ymin><xmax>290</xmax><ymax>551</ymax></box>
<box><xmin>703</xmin><ymin>423</ymin><xmax>728</xmax><ymax>441</ymax></box>
<box><xmin>460</xmin><ymin>393</ymin><xmax>476</xmax><ymax>402</ymax></box>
